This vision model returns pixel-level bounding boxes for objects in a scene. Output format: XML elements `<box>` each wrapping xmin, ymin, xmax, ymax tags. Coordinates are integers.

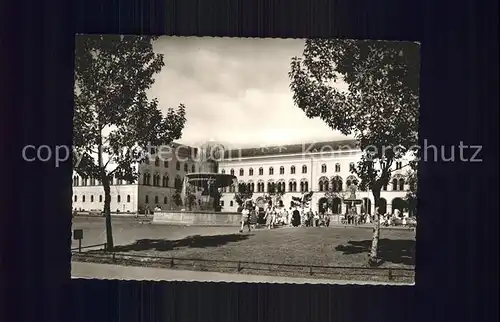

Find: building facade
<box><xmin>72</xmin><ymin>139</ymin><xmax>414</xmax><ymax>215</ymax></box>
<box><xmin>71</xmin><ymin>143</ymin><xmax>199</xmax><ymax>213</ymax></box>
<box><xmin>218</xmin><ymin>140</ymin><xmax>413</xmax><ymax>215</ymax></box>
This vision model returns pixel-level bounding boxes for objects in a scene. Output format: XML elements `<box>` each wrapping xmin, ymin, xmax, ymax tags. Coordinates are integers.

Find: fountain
<box><xmin>343</xmin><ymin>183</ymin><xmax>363</xmax><ymax>214</ymax></box>
<box><xmin>153</xmin><ymin>141</ymin><xmax>240</xmax><ymax>226</ymax></box>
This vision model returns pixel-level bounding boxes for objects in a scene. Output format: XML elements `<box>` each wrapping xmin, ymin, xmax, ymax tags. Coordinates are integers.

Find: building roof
<box><xmin>223</xmin><ymin>139</ymin><xmax>359</xmax><ymax>159</ymax></box>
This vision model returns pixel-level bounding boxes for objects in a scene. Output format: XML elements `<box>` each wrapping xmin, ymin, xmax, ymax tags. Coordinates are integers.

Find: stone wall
<box><xmin>153</xmin><ymin>211</ymin><xmax>241</xmax><ymax>226</ymax></box>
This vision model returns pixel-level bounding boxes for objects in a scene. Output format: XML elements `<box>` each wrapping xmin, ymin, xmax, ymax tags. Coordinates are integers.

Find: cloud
<box><xmin>148</xmin><ymin>36</ymin><xmax>352</xmax><ymax>147</ymax></box>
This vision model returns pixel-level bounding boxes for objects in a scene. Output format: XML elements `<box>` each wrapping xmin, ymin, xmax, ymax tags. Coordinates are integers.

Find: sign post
<box><xmin>73</xmin><ymin>229</ymin><xmax>83</xmax><ymax>253</ymax></box>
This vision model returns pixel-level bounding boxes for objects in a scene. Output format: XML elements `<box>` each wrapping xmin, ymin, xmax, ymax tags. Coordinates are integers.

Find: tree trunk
<box><xmin>102</xmin><ymin>175</ymin><xmax>114</xmax><ymax>250</ymax></box>
<box><xmin>369</xmin><ymin>187</ymin><xmax>381</xmax><ymax>266</ymax></box>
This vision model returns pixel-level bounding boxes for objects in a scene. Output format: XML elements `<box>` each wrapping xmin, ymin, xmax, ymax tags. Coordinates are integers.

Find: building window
<box><xmin>90</xmin><ymin>178</ymin><xmax>96</xmax><ymax>185</ymax></box>
<box><xmin>230</xmin><ymin>169</ymin><xmax>235</xmax><ymax>176</ymax></box>
<box><xmin>192</xmin><ymin>164</ymin><xmax>195</xmax><ymax>173</ymax></box>
<box><xmin>184</xmin><ymin>163</ymin><xmax>188</xmax><ymax>172</ymax></box>
<box><xmin>349</xmin><ymin>163</ymin><xmax>355</xmax><ymax>171</ymax></box>
<box><xmin>99</xmin><ymin>195</ymin><xmax>102</xmax><ymax>202</ymax></box>
<box><xmin>230</xmin><ymin>201</ymin><xmax>234</xmax><ymax>207</ymax></box>
<box><xmin>321</xmin><ymin>164</ymin><xmax>327</xmax><ymax>173</ymax></box>
<box><xmin>396</xmin><ymin>162</ymin><xmax>402</xmax><ymax>170</ymax></box>
<box><xmin>162</xmin><ymin>176</ymin><xmax>169</xmax><ymax>187</ymax></box>
<box><xmin>117</xmin><ymin>195</ymin><xmax>121</xmax><ymax>202</ymax></box>
<box><xmin>300</xmin><ymin>181</ymin><xmax>309</xmax><ymax>192</ymax></box>
<box><xmin>82</xmin><ymin>195</ymin><xmax>86</xmax><ymax>202</ymax></box>
<box><xmin>335</xmin><ymin>163</ymin><xmax>341</xmax><ymax>172</ymax></box>
<box><xmin>291</xmin><ymin>166</ymin><xmax>296</xmax><ymax>174</ymax></box>
<box><xmin>176</xmin><ymin>162</ymin><xmax>180</xmax><ymax>170</ymax></box>
<box><xmin>164</xmin><ymin>160</ymin><xmax>169</xmax><ymax>168</ymax></box>
<box><xmin>399</xmin><ymin>178</ymin><xmax>405</xmax><ymax>191</ymax></box>
<box><xmin>257</xmin><ymin>182</ymin><xmax>264</xmax><ymax>192</ymax></box>
<box><xmin>155</xmin><ymin>196</ymin><xmax>159</xmax><ymax>204</ymax></box>
<box><xmin>220</xmin><ymin>200</ymin><xmax>224</xmax><ymax>207</ymax></box>
<box><xmin>332</xmin><ymin>177</ymin><xmax>343</xmax><ymax>192</ymax></box>
<box><xmin>145</xmin><ymin>195</ymin><xmax>149</xmax><ymax>204</ymax></box>
<box><xmin>302</xmin><ymin>165</ymin><xmax>307</xmax><ymax>174</ymax></box>
<box><xmin>259</xmin><ymin>167</ymin><xmax>263</xmax><ymax>175</ymax></box>
<box><xmin>269</xmin><ymin>167</ymin><xmax>274</xmax><ymax>175</ymax></box>
<box><xmin>249</xmin><ymin>168</ymin><xmax>254</xmax><ymax>176</ymax></box>
<box><xmin>82</xmin><ymin>178</ymin><xmax>88</xmax><ymax>186</ymax></box>
<box><xmin>280</xmin><ymin>166</ymin><xmax>284</xmax><ymax>175</ymax></box>
<box><xmin>221</xmin><ymin>169</ymin><xmax>225</xmax><ymax>174</ymax></box>
<box><xmin>174</xmin><ymin>176</ymin><xmax>182</xmax><ymax>190</ymax></box>
<box><xmin>155</xmin><ymin>157</ymin><xmax>160</xmax><ymax>166</ymax></box>
<box><xmin>239</xmin><ymin>168</ymin><xmax>244</xmax><ymax>176</ymax></box>
<box><xmin>127</xmin><ymin>195</ymin><xmax>130</xmax><ymax>202</ymax></box>
<box><xmin>73</xmin><ymin>176</ymin><xmax>79</xmax><ymax>186</ymax></box>
<box><xmin>74</xmin><ymin>195</ymin><xmax>77</xmax><ymax>202</ymax></box>
<box><xmin>90</xmin><ymin>195</ymin><xmax>94</xmax><ymax>202</ymax></box>
<box><xmin>164</xmin><ymin>196</ymin><xmax>167</xmax><ymax>204</ymax></box>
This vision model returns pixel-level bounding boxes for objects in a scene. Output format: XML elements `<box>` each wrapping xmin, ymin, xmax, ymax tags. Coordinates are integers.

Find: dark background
<box><xmin>1</xmin><ymin>0</ymin><xmax>498</xmax><ymax>321</ymax></box>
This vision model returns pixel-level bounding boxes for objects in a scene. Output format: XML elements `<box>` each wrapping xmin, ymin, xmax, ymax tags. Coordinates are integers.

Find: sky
<box><xmin>148</xmin><ymin>37</ymin><xmax>353</xmax><ymax>149</ymax></box>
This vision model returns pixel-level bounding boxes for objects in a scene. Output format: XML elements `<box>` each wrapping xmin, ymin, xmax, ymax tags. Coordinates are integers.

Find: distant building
<box><xmin>72</xmin><ymin>139</ymin><xmax>413</xmax><ymax>215</ymax></box>
<box><xmin>218</xmin><ymin>140</ymin><xmax>412</xmax><ymax>215</ymax></box>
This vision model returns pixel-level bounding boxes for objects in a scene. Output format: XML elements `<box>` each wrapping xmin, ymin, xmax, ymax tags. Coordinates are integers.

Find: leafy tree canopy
<box><xmin>74</xmin><ymin>35</ymin><xmax>186</xmax><ymax>183</ymax></box>
<box><xmin>289</xmin><ymin>39</ymin><xmax>420</xmax><ymax>191</ymax></box>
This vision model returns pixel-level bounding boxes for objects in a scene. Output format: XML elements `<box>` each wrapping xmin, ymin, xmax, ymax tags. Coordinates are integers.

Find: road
<box><xmin>72</xmin><ymin>261</ymin><xmax>409</xmax><ymax>285</ymax></box>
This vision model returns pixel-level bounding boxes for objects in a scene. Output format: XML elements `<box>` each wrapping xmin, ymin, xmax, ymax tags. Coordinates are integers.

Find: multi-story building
<box><xmin>71</xmin><ymin>143</ymin><xmax>199</xmax><ymax>213</ymax></box>
<box><xmin>218</xmin><ymin>140</ymin><xmax>413</xmax><ymax>215</ymax></box>
<box><xmin>72</xmin><ymin>139</ymin><xmax>414</xmax><ymax>216</ymax></box>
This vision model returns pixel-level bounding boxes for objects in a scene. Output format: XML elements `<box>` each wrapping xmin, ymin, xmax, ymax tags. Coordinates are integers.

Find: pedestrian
<box><xmin>239</xmin><ymin>206</ymin><xmax>251</xmax><ymax>233</ymax></box>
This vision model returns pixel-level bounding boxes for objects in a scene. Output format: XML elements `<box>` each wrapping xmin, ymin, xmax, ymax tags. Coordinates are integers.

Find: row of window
<box><xmin>144</xmin><ymin>158</ymin><xmax>196</xmax><ymax>173</ymax></box>
<box><xmin>142</xmin><ymin>174</ymin><xmax>183</xmax><ymax>189</ymax></box>
<box><xmin>73</xmin><ymin>194</ymin><xmax>169</xmax><ymax>204</ymax></box>
<box><xmin>224</xmin><ymin>162</ymin><xmax>403</xmax><ymax>177</ymax></box>
<box><xmin>226</xmin><ymin>177</ymin><xmax>409</xmax><ymax>194</ymax></box>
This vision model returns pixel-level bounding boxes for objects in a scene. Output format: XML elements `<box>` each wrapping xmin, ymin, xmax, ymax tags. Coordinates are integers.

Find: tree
<box><xmin>74</xmin><ymin>35</ymin><xmax>186</xmax><ymax>250</ymax></box>
<box><xmin>289</xmin><ymin>39</ymin><xmax>419</xmax><ymax>266</ymax></box>
<box><xmin>291</xmin><ymin>191</ymin><xmax>314</xmax><ymax>209</ymax></box>
<box><xmin>234</xmin><ymin>184</ymin><xmax>253</xmax><ymax>210</ymax></box>
<box><xmin>404</xmin><ymin>160</ymin><xmax>418</xmax><ymax>216</ymax></box>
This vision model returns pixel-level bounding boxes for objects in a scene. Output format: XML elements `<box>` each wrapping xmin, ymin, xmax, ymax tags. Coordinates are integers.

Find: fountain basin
<box><xmin>153</xmin><ymin>210</ymin><xmax>241</xmax><ymax>226</ymax></box>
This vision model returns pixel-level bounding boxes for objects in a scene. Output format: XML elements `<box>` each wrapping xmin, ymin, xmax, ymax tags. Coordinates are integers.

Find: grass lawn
<box><xmin>76</xmin><ymin>223</ymin><xmax>415</xmax><ymax>283</ymax></box>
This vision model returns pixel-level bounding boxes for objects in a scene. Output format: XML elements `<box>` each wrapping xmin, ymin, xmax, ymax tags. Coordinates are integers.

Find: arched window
<box><xmin>162</xmin><ymin>176</ymin><xmax>168</xmax><ymax>187</ymax></box>
<box><xmin>164</xmin><ymin>160</ymin><xmax>169</xmax><ymax>168</ymax></box>
<box><xmin>319</xmin><ymin>181</ymin><xmax>324</xmax><ymax>191</ymax></box>
<box><xmin>155</xmin><ymin>157</ymin><xmax>160</xmax><ymax>166</ymax></box>
<box><xmin>82</xmin><ymin>195</ymin><xmax>86</xmax><ymax>202</ymax></box>
<box><xmin>321</xmin><ymin>164</ymin><xmax>327</xmax><ymax>173</ymax></box>
<box><xmin>267</xmin><ymin>181</ymin><xmax>275</xmax><ymax>193</ymax></box>
<box><xmin>142</xmin><ymin>173</ymin><xmax>148</xmax><ymax>185</ymax></box>
<box><xmin>331</xmin><ymin>176</ymin><xmax>343</xmax><ymax>192</ymax></box>
<box><xmin>221</xmin><ymin>169</ymin><xmax>225</xmax><ymax>174</ymax></box>
<box><xmin>145</xmin><ymin>195</ymin><xmax>149</xmax><ymax>203</ymax></box>
<box><xmin>127</xmin><ymin>195</ymin><xmax>131</xmax><ymax>202</ymax></box>
<box><xmin>164</xmin><ymin>196</ymin><xmax>167</xmax><ymax>204</ymax></box>
<box><xmin>99</xmin><ymin>195</ymin><xmax>102</xmax><ymax>202</ymax></box>
<box><xmin>176</xmin><ymin>161</ymin><xmax>180</xmax><ymax>170</ymax></box>
<box><xmin>192</xmin><ymin>164</ymin><xmax>195</xmax><ymax>173</ymax></box>
<box><xmin>335</xmin><ymin>163</ymin><xmax>341</xmax><ymax>172</ymax></box>
<box><xmin>239</xmin><ymin>168</ymin><xmax>244</xmax><ymax>176</ymax></box>
<box><xmin>259</xmin><ymin>167</ymin><xmax>263</xmax><ymax>175</ymax></box>
<box><xmin>279</xmin><ymin>166</ymin><xmax>284</xmax><ymax>175</ymax></box>
<box><xmin>300</xmin><ymin>180</ymin><xmax>309</xmax><ymax>192</ymax></box>
<box><xmin>269</xmin><ymin>167</ymin><xmax>274</xmax><ymax>175</ymax></box>
<box><xmin>230</xmin><ymin>201</ymin><xmax>234</xmax><ymax>207</ymax></box>
<box><xmin>302</xmin><ymin>165</ymin><xmax>307</xmax><ymax>174</ymax></box>
<box><xmin>257</xmin><ymin>181</ymin><xmax>265</xmax><ymax>193</ymax></box>
<box><xmin>155</xmin><ymin>196</ymin><xmax>159</xmax><ymax>204</ymax></box>
<box><xmin>74</xmin><ymin>195</ymin><xmax>77</xmax><ymax>202</ymax></box>
<box><xmin>82</xmin><ymin>178</ymin><xmax>88</xmax><ymax>186</ymax></box>
<box><xmin>230</xmin><ymin>169</ymin><xmax>235</xmax><ymax>175</ymax></box>
<box><xmin>90</xmin><ymin>195</ymin><xmax>94</xmax><ymax>202</ymax></box>
<box><xmin>174</xmin><ymin>176</ymin><xmax>182</xmax><ymax>190</ymax></box>
<box><xmin>73</xmin><ymin>176</ymin><xmax>79</xmax><ymax>186</ymax></box>
<box><xmin>396</xmin><ymin>162</ymin><xmax>402</xmax><ymax>170</ymax></box>
<box><xmin>392</xmin><ymin>179</ymin><xmax>398</xmax><ymax>191</ymax></box>
<box><xmin>383</xmin><ymin>183</ymin><xmax>388</xmax><ymax>191</ymax></box>
<box><xmin>249</xmin><ymin>168</ymin><xmax>254</xmax><ymax>176</ymax></box>
<box><xmin>290</xmin><ymin>166</ymin><xmax>296</xmax><ymax>174</ymax></box>
<box><xmin>399</xmin><ymin>178</ymin><xmax>405</xmax><ymax>191</ymax></box>
<box><xmin>184</xmin><ymin>163</ymin><xmax>188</xmax><ymax>172</ymax></box>
<box><xmin>117</xmin><ymin>195</ymin><xmax>121</xmax><ymax>202</ymax></box>
<box><xmin>349</xmin><ymin>162</ymin><xmax>355</xmax><ymax>171</ymax></box>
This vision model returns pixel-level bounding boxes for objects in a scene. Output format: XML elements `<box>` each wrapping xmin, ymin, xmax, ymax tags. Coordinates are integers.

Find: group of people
<box><xmin>239</xmin><ymin>203</ymin><xmax>331</xmax><ymax>233</ymax></box>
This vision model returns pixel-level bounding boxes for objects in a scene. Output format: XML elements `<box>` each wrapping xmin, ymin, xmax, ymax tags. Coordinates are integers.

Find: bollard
<box><xmin>388</xmin><ymin>269</ymin><xmax>393</xmax><ymax>281</ymax></box>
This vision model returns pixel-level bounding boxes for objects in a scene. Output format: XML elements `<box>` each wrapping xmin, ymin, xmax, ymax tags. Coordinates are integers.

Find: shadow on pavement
<box><xmin>335</xmin><ymin>239</ymin><xmax>415</xmax><ymax>266</ymax></box>
<box><xmin>113</xmin><ymin>233</ymin><xmax>251</xmax><ymax>252</ymax></box>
